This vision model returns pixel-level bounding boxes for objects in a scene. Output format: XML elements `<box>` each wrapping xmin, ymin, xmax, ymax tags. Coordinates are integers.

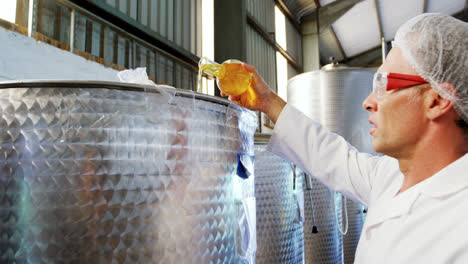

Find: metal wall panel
<box><xmin>121</xmin><ymin>0</ymin><xmax>129</xmax><ymax>17</ymax></box>
<box><xmin>132</xmin><ymin>40</ymin><xmax>197</xmax><ymax>90</ymax></box>
<box><xmin>246</xmin><ymin>0</ymin><xmax>275</xmax><ymax>33</ymax></box>
<box><xmin>129</xmin><ymin>0</ymin><xmax>137</xmax><ymax>20</ymax></box>
<box><xmin>78</xmin><ymin>0</ymin><xmax>199</xmax><ymax>90</ymax></box>
<box><xmin>287</xmin><ymin>63</ymin><xmax>299</xmax><ymax>80</ymax></box>
<box><xmin>95</xmin><ymin>0</ymin><xmax>200</xmax><ymax>57</ymax></box>
<box><xmin>117</xmin><ymin>0</ymin><xmax>126</xmax><ymax>15</ymax></box>
<box><xmin>149</xmin><ymin>0</ymin><xmax>157</xmax><ymax>32</ymax></box>
<box><xmin>285</xmin><ymin>17</ymin><xmax>302</xmax><ymax>67</ymax></box>
<box><xmin>105</xmin><ymin>0</ymin><xmax>116</xmax><ymax>8</ymax></box>
<box><xmin>167</xmin><ymin>0</ymin><xmax>174</xmax><ymax>42</ymax></box>
<box><xmin>246</xmin><ymin>25</ymin><xmax>277</xmax><ymax>93</ymax></box>
<box><xmin>190</xmin><ymin>0</ymin><xmax>200</xmax><ymax>55</ymax></box>
<box><xmin>159</xmin><ymin>0</ymin><xmax>167</xmax><ymax>37</ymax></box>
<box><xmin>183</xmin><ymin>0</ymin><xmax>191</xmax><ymax>52</ymax></box>
<box><xmin>138</xmin><ymin>0</ymin><xmax>148</xmax><ymax>27</ymax></box>
<box><xmin>174</xmin><ymin>0</ymin><xmax>181</xmax><ymax>46</ymax></box>
<box><xmin>247</xmin><ymin>0</ymin><xmax>302</xmax><ymax>82</ymax></box>
<box><xmin>26</xmin><ymin>0</ymin><xmax>198</xmax><ymax>90</ymax></box>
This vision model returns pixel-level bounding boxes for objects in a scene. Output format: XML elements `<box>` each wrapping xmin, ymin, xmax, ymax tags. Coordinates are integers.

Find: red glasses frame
<box><xmin>373</xmin><ymin>72</ymin><xmax>428</xmax><ymax>98</ymax></box>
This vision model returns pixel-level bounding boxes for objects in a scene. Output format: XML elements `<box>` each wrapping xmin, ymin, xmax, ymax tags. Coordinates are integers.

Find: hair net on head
<box><xmin>394</xmin><ymin>13</ymin><xmax>468</xmax><ymax>122</ymax></box>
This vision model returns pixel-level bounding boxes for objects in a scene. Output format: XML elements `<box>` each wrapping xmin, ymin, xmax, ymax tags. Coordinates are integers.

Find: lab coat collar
<box><xmin>364</xmin><ymin>154</ymin><xmax>468</xmax><ymax>230</ymax></box>
<box><xmin>418</xmin><ymin>153</ymin><xmax>468</xmax><ymax>198</ymax></box>
<box><xmin>365</xmin><ymin>183</ymin><xmax>420</xmax><ymax>229</ymax></box>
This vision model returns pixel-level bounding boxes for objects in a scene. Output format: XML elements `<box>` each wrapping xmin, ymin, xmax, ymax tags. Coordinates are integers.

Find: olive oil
<box><xmin>198</xmin><ymin>58</ymin><xmax>256</xmax><ymax>104</ymax></box>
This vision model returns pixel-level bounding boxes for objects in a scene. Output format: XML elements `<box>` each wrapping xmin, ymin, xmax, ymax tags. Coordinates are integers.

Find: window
<box><xmin>74</xmin><ymin>14</ymin><xmax>104</xmax><ymax>60</ymax></box>
<box><xmin>37</xmin><ymin>0</ymin><xmax>71</xmax><ymax>48</ymax></box>
<box><xmin>275</xmin><ymin>6</ymin><xmax>288</xmax><ymax>101</ymax></box>
<box><xmin>0</xmin><ymin>0</ymin><xmax>17</xmax><ymax>23</ymax></box>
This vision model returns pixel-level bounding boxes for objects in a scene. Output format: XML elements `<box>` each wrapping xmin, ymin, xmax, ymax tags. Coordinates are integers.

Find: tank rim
<box><xmin>288</xmin><ymin>68</ymin><xmax>376</xmax><ymax>84</ymax></box>
<box><xmin>0</xmin><ymin>79</ymin><xmax>235</xmax><ymax>107</ymax></box>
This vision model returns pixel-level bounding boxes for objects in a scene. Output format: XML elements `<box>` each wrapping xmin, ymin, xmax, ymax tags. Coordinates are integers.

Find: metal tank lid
<box><xmin>320</xmin><ymin>57</ymin><xmax>375</xmax><ymax>72</ymax></box>
<box><xmin>0</xmin><ymin>79</ymin><xmax>237</xmax><ymax>107</ymax></box>
<box><xmin>288</xmin><ymin>58</ymin><xmax>375</xmax><ymax>85</ymax></box>
<box><xmin>321</xmin><ymin>57</ymin><xmax>349</xmax><ymax>70</ymax></box>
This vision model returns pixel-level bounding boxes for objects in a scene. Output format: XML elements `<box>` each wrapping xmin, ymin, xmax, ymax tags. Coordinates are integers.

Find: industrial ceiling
<box><xmin>280</xmin><ymin>0</ymin><xmax>467</xmax><ymax>67</ymax></box>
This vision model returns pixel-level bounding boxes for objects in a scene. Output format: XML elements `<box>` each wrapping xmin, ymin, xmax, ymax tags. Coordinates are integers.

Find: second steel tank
<box><xmin>254</xmin><ymin>134</ymin><xmax>305</xmax><ymax>264</ymax></box>
<box><xmin>287</xmin><ymin>65</ymin><xmax>374</xmax><ymax>264</ymax></box>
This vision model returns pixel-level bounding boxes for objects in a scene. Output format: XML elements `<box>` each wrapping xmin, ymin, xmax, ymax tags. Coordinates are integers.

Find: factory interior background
<box><xmin>0</xmin><ymin>0</ymin><xmax>466</xmax><ymax>263</ymax></box>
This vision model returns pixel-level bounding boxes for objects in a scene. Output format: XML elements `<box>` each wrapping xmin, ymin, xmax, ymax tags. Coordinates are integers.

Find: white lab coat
<box><xmin>268</xmin><ymin>104</ymin><xmax>468</xmax><ymax>264</ymax></box>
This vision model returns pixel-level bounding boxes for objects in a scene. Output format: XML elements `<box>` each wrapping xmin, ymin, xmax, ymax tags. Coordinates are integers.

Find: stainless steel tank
<box><xmin>0</xmin><ymin>80</ymin><xmax>257</xmax><ymax>263</ymax></box>
<box><xmin>254</xmin><ymin>134</ymin><xmax>304</xmax><ymax>264</ymax></box>
<box><xmin>342</xmin><ymin>198</ymin><xmax>366</xmax><ymax>264</ymax></box>
<box><xmin>287</xmin><ymin>71</ymin><xmax>321</xmax><ymax>123</ymax></box>
<box><xmin>287</xmin><ymin>65</ymin><xmax>375</xmax><ymax>264</ymax></box>
<box><xmin>319</xmin><ymin>68</ymin><xmax>375</xmax><ymax>153</ymax></box>
<box><xmin>297</xmin><ymin>169</ymin><xmax>343</xmax><ymax>264</ymax></box>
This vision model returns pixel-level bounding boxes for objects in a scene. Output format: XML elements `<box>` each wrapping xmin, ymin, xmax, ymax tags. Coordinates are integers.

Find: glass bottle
<box><xmin>198</xmin><ymin>57</ymin><xmax>255</xmax><ymax>103</ymax></box>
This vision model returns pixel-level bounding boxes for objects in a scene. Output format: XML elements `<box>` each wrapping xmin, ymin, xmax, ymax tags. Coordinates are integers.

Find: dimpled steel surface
<box><xmin>343</xmin><ymin>199</ymin><xmax>365</xmax><ymax>264</ymax></box>
<box><xmin>302</xmin><ymin>174</ymin><xmax>342</xmax><ymax>264</ymax></box>
<box><xmin>254</xmin><ymin>143</ymin><xmax>304</xmax><ymax>264</ymax></box>
<box><xmin>0</xmin><ymin>82</ymin><xmax>257</xmax><ymax>263</ymax></box>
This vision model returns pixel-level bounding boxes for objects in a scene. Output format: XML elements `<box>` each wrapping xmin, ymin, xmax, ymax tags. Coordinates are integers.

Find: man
<box><xmin>228</xmin><ymin>13</ymin><xmax>468</xmax><ymax>263</ymax></box>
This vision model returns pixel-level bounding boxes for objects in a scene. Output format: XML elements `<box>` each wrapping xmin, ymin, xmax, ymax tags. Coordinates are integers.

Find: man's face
<box><xmin>362</xmin><ymin>47</ymin><xmax>429</xmax><ymax>158</ymax></box>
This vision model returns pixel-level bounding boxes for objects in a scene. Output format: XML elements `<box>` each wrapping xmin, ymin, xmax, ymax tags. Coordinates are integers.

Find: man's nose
<box><xmin>362</xmin><ymin>92</ymin><xmax>377</xmax><ymax>112</ymax></box>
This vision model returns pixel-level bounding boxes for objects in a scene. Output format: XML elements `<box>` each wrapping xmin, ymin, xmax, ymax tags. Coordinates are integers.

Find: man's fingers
<box><xmin>242</xmin><ymin>63</ymin><xmax>256</xmax><ymax>74</ymax></box>
<box><xmin>242</xmin><ymin>62</ymin><xmax>266</xmax><ymax>88</ymax></box>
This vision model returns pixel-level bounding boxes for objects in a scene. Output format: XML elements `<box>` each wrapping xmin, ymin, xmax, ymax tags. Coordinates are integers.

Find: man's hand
<box><xmin>222</xmin><ymin>63</ymin><xmax>286</xmax><ymax>123</ymax></box>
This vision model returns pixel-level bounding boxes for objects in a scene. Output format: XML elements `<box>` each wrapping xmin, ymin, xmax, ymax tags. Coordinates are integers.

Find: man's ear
<box><xmin>425</xmin><ymin>83</ymin><xmax>454</xmax><ymax>120</ymax></box>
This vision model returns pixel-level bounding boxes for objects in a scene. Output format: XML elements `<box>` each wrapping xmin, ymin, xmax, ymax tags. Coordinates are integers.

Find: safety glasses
<box><xmin>373</xmin><ymin>72</ymin><xmax>428</xmax><ymax>99</ymax></box>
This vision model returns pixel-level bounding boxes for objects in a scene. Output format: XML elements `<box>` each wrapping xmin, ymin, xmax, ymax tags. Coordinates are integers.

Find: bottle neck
<box><xmin>200</xmin><ymin>63</ymin><xmax>225</xmax><ymax>79</ymax></box>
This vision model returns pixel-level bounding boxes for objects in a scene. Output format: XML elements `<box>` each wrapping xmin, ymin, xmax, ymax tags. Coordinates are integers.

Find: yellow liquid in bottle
<box><xmin>200</xmin><ymin>62</ymin><xmax>254</xmax><ymax>97</ymax></box>
<box><xmin>199</xmin><ymin>63</ymin><xmax>225</xmax><ymax>80</ymax></box>
<box><xmin>197</xmin><ymin>64</ymin><xmax>222</xmax><ymax>94</ymax></box>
